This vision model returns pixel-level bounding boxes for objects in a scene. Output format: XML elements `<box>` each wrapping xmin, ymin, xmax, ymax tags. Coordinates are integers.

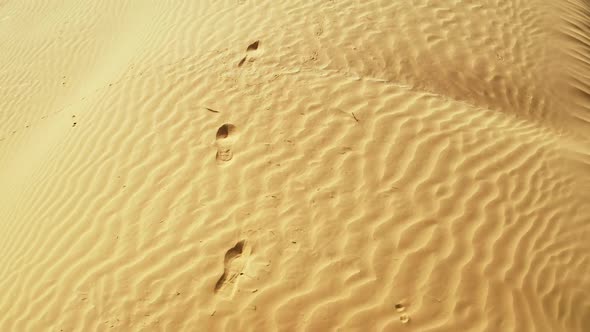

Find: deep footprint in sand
<box><xmin>215</xmin><ymin>123</ymin><xmax>237</xmax><ymax>162</ymax></box>
<box><xmin>214</xmin><ymin>240</ymin><xmax>250</xmax><ymax>297</ymax></box>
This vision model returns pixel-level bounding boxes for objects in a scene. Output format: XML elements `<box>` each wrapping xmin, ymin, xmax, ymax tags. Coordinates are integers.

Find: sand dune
<box><xmin>0</xmin><ymin>0</ymin><xmax>589</xmax><ymax>331</ymax></box>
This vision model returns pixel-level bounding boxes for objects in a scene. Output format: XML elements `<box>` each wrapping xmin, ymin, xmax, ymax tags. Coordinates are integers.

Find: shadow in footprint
<box><xmin>246</xmin><ymin>40</ymin><xmax>259</xmax><ymax>52</ymax></box>
<box><xmin>214</xmin><ymin>240</ymin><xmax>249</xmax><ymax>296</ymax></box>
<box><xmin>215</xmin><ymin>123</ymin><xmax>237</xmax><ymax>162</ymax></box>
<box><xmin>237</xmin><ymin>56</ymin><xmax>247</xmax><ymax>67</ymax></box>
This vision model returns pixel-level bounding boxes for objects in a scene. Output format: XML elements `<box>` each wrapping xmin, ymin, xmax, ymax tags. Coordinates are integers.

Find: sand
<box><xmin>0</xmin><ymin>0</ymin><xmax>589</xmax><ymax>331</ymax></box>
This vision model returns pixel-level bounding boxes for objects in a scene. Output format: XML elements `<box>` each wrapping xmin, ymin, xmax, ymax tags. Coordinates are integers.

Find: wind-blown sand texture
<box><xmin>0</xmin><ymin>0</ymin><xmax>589</xmax><ymax>331</ymax></box>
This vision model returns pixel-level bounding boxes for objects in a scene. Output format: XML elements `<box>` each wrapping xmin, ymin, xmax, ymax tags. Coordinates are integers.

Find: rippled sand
<box><xmin>0</xmin><ymin>1</ymin><xmax>588</xmax><ymax>331</ymax></box>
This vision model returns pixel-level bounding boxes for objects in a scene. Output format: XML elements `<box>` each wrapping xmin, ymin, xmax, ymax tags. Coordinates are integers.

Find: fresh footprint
<box><xmin>214</xmin><ymin>240</ymin><xmax>251</xmax><ymax>297</ymax></box>
<box><xmin>215</xmin><ymin>123</ymin><xmax>237</xmax><ymax>162</ymax></box>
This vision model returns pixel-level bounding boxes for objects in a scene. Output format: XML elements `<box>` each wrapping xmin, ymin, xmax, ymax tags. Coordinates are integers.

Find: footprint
<box><xmin>246</xmin><ymin>40</ymin><xmax>259</xmax><ymax>52</ymax></box>
<box><xmin>215</xmin><ymin>123</ymin><xmax>237</xmax><ymax>162</ymax></box>
<box><xmin>400</xmin><ymin>314</ymin><xmax>411</xmax><ymax>324</ymax></box>
<box><xmin>237</xmin><ymin>40</ymin><xmax>260</xmax><ymax>67</ymax></box>
<box><xmin>214</xmin><ymin>240</ymin><xmax>251</xmax><ymax>297</ymax></box>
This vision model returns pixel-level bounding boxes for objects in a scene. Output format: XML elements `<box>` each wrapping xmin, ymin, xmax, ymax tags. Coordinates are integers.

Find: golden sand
<box><xmin>0</xmin><ymin>0</ymin><xmax>589</xmax><ymax>331</ymax></box>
